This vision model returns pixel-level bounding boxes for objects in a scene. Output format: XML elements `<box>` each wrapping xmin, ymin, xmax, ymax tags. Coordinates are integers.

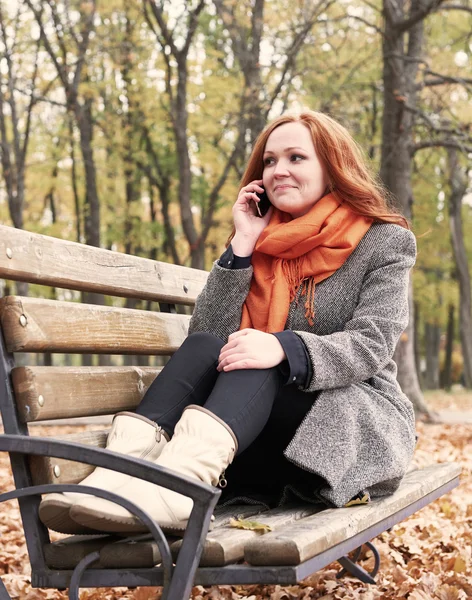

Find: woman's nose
<box><xmin>273</xmin><ymin>161</ymin><xmax>290</xmax><ymax>177</ymax></box>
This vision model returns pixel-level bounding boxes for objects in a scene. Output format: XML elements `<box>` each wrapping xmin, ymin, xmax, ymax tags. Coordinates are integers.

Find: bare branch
<box><xmin>438</xmin><ymin>3</ymin><xmax>472</xmax><ymax>14</ymax></box>
<box><xmin>394</xmin><ymin>0</ymin><xmax>445</xmax><ymax>33</ymax></box>
<box><xmin>45</xmin><ymin>0</ymin><xmax>70</xmax><ymax>67</ymax></box>
<box><xmin>25</xmin><ymin>0</ymin><xmax>69</xmax><ymax>89</ymax></box>
<box><xmin>422</xmin><ymin>69</ymin><xmax>472</xmax><ymax>90</ymax></box>
<box><xmin>413</xmin><ymin>140</ymin><xmax>472</xmax><ymax>153</ymax></box>
<box><xmin>182</xmin><ymin>0</ymin><xmax>205</xmax><ymax>57</ymax></box>
<box><xmin>71</xmin><ymin>0</ymin><xmax>97</xmax><ymax>92</ymax></box>
<box><xmin>146</xmin><ymin>0</ymin><xmax>179</xmax><ymax>57</ymax></box>
<box><xmin>21</xmin><ymin>36</ymin><xmax>41</xmax><ymax>161</ymax></box>
<box><xmin>213</xmin><ymin>0</ymin><xmax>246</xmax><ymax>64</ymax></box>
<box><xmin>268</xmin><ymin>2</ymin><xmax>336</xmax><ymax>110</ymax></box>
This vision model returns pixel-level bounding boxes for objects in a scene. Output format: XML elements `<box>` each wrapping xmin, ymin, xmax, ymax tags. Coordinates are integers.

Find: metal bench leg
<box><xmin>336</xmin><ymin>542</ymin><xmax>380</xmax><ymax>584</ymax></box>
<box><xmin>0</xmin><ymin>576</ymin><xmax>12</xmax><ymax>600</ymax></box>
<box><xmin>68</xmin><ymin>552</ymin><xmax>101</xmax><ymax>600</ymax></box>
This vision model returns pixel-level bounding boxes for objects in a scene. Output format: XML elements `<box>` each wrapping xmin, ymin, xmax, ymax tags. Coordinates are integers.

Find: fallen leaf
<box><xmin>229</xmin><ymin>518</ymin><xmax>272</xmax><ymax>534</ymax></box>
<box><xmin>452</xmin><ymin>556</ymin><xmax>467</xmax><ymax>573</ymax></box>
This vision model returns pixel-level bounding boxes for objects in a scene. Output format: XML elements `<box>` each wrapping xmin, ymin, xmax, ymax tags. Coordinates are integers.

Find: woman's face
<box><xmin>262</xmin><ymin>122</ymin><xmax>328</xmax><ymax>219</ymax></box>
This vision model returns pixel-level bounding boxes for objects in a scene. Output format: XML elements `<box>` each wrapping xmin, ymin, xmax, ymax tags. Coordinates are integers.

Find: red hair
<box><xmin>227</xmin><ymin>111</ymin><xmax>407</xmax><ymax>244</ymax></box>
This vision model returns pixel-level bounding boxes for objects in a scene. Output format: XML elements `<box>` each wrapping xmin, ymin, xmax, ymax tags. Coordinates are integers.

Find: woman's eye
<box><xmin>263</xmin><ymin>157</ymin><xmax>275</xmax><ymax>166</ymax></box>
<box><xmin>291</xmin><ymin>154</ymin><xmax>305</xmax><ymax>162</ymax></box>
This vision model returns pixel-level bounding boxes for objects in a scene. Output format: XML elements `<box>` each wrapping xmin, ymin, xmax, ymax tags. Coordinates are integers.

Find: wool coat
<box><xmin>188</xmin><ymin>222</ymin><xmax>417</xmax><ymax>507</ymax></box>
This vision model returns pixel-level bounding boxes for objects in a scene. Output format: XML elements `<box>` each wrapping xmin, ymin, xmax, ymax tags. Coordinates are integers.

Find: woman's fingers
<box><xmin>228</xmin><ymin>329</ymin><xmax>251</xmax><ymax>341</ymax></box>
<box><xmin>217</xmin><ymin>351</ymin><xmax>248</xmax><ymax>371</ymax></box>
<box><xmin>220</xmin><ymin>358</ymin><xmax>258</xmax><ymax>372</ymax></box>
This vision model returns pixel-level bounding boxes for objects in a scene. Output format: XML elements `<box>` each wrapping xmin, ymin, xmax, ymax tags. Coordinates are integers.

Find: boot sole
<box><xmin>69</xmin><ymin>504</ymin><xmax>213</xmax><ymax>537</ymax></box>
<box><xmin>39</xmin><ymin>497</ymin><xmax>98</xmax><ymax>535</ymax></box>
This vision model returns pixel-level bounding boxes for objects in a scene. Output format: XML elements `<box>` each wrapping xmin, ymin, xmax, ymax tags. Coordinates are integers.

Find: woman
<box><xmin>39</xmin><ymin>111</ymin><xmax>417</xmax><ymax>536</ymax></box>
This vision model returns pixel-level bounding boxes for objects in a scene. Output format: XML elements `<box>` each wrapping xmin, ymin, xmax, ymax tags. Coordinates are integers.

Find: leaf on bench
<box><xmin>344</xmin><ymin>492</ymin><xmax>370</xmax><ymax>507</ymax></box>
<box><xmin>229</xmin><ymin>517</ymin><xmax>273</xmax><ymax>534</ymax></box>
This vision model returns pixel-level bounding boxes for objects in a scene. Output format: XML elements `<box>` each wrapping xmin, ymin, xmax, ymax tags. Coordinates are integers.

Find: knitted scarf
<box><xmin>239</xmin><ymin>194</ymin><xmax>372</xmax><ymax>332</ymax></box>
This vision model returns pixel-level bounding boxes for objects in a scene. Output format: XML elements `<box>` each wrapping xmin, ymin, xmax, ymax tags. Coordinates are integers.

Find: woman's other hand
<box><xmin>217</xmin><ymin>329</ymin><xmax>285</xmax><ymax>372</ymax></box>
<box><xmin>231</xmin><ymin>180</ymin><xmax>273</xmax><ymax>256</ymax></box>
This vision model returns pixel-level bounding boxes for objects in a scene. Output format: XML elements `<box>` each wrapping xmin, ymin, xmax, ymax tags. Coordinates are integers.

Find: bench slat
<box><xmin>29</xmin><ymin>431</ymin><xmax>108</xmax><ymax>486</ymax></box>
<box><xmin>172</xmin><ymin>504</ymin><xmax>321</xmax><ymax>567</ymax></box>
<box><xmin>0</xmin><ymin>224</ymin><xmax>207</xmax><ymax>304</ymax></box>
<box><xmin>12</xmin><ymin>366</ymin><xmax>161</xmax><ymax>422</ymax></box>
<box><xmin>243</xmin><ymin>462</ymin><xmax>462</xmax><ymax>566</ymax></box>
<box><xmin>43</xmin><ymin>535</ymin><xmax>112</xmax><ymax>570</ymax></box>
<box><xmin>44</xmin><ymin>506</ymin><xmax>262</xmax><ymax>570</ymax></box>
<box><xmin>98</xmin><ymin>505</ymin><xmax>264</xmax><ymax>569</ymax></box>
<box><xmin>0</xmin><ymin>296</ymin><xmax>189</xmax><ymax>354</ymax></box>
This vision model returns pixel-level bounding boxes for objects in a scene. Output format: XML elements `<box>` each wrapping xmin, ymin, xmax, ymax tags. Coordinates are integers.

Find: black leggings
<box><xmin>136</xmin><ymin>332</ymin><xmax>324</xmax><ymax>503</ymax></box>
<box><xmin>136</xmin><ymin>332</ymin><xmax>317</xmax><ymax>453</ymax></box>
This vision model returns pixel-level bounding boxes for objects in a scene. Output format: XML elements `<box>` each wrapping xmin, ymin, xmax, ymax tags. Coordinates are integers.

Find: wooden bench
<box><xmin>0</xmin><ymin>224</ymin><xmax>461</xmax><ymax>600</ymax></box>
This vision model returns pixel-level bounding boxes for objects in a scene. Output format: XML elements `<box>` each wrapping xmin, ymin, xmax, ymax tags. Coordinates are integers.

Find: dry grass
<box><xmin>0</xmin><ymin>393</ymin><xmax>470</xmax><ymax>599</ymax></box>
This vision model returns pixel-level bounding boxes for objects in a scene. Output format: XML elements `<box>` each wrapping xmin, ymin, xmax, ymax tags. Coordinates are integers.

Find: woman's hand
<box><xmin>217</xmin><ymin>329</ymin><xmax>286</xmax><ymax>372</ymax></box>
<box><xmin>231</xmin><ymin>180</ymin><xmax>273</xmax><ymax>256</ymax></box>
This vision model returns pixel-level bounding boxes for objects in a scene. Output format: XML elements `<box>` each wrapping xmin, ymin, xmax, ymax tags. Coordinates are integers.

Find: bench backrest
<box><xmin>0</xmin><ymin>224</ymin><xmax>208</xmax><ymax>560</ymax></box>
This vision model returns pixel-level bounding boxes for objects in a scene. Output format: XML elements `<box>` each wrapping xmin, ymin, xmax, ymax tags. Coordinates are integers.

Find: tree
<box><xmin>25</xmin><ymin>0</ymin><xmax>100</xmax><ymax>249</ymax></box>
<box><xmin>380</xmin><ymin>0</ymin><xmax>472</xmax><ymax>416</ymax></box>
<box><xmin>447</xmin><ymin>148</ymin><xmax>472</xmax><ymax>387</ymax></box>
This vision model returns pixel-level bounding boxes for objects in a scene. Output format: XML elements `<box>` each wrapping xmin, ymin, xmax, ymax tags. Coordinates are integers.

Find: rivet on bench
<box><xmin>6</xmin><ymin>248</ymin><xmax>12</xmax><ymax>259</ymax></box>
<box><xmin>19</xmin><ymin>315</ymin><xmax>27</xmax><ymax>327</ymax></box>
<box><xmin>38</xmin><ymin>395</ymin><xmax>44</xmax><ymax>407</ymax></box>
<box><xmin>183</xmin><ymin>281</ymin><xmax>189</xmax><ymax>293</ymax></box>
<box><xmin>53</xmin><ymin>465</ymin><xmax>61</xmax><ymax>478</ymax></box>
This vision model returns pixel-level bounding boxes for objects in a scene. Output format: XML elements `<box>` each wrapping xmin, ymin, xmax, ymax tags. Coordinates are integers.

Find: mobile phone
<box><xmin>255</xmin><ymin>190</ymin><xmax>272</xmax><ymax>217</ymax></box>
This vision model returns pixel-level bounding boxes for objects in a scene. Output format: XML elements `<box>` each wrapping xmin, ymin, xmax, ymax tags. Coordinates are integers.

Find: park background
<box><xmin>0</xmin><ymin>0</ymin><xmax>471</xmax><ymax>598</ymax></box>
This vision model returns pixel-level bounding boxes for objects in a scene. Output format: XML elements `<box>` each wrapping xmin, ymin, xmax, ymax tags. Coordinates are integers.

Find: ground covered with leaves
<box><xmin>0</xmin><ymin>397</ymin><xmax>470</xmax><ymax>599</ymax></box>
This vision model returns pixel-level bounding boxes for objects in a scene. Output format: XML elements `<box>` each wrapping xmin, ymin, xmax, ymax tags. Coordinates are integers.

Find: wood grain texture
<box><xmin>244</xmin><ymin>462</ymin><xmax>462</xmax><ymax>566</ymax></box>
<box><xmin>29</xmin><ymin>430</ymin><xmax>108</xmax><ymax>486</ymax></box>
<box><xmin>12</xmin><ymin>366</ymin><xmax>162</xmax><ymax>422</ymax></box>
<box><xmin>0</xmin><ymin>296</ymin><xmax>189</xmax><ymax>354</ymax></box>
<box><xmin>99</xmin><ymin>505</ymin><xmax>268</xmax><ymax>568</ymax></box>
<box><xmin>172</xmin><ymin>504</ymin><xmax>321</xmax><ymax>567</ymax></box>
<box><xmin>44</xmin><ymin>534</ymin><xmax>113</xmax><ymax>570</ymax></box>
<box><xmin>0</xmin><ymin>224</ymin><xmax>207</xmax><ymax>304</ymax></box>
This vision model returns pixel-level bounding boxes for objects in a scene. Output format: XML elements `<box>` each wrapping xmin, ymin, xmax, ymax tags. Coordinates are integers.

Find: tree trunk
<box><xmin>424</xmin><ymin>322</ymin><xmax>441</xmax><ymax>390</ymax></box>
<box><xmin>75</xmin><ymin>100</ymin><xmax>100</xmax><ymax>248</ymax></box>
<box><xmin>380</xmin><ymin>0</ymin><xmax>431</xmax><ymax>416</ymax></box>
<box><xmin>413</xmin><ymin>301</ymin><xmax>423</xmax><ymax>388</ymax></box>
<box><xmin>447</xmin><ymin>148</ymin><xmax>472</xmax><ymax>388</ymax></box>
<box><xmin>393</xmin><ymin>279</ymin><xmax>431</xmax><ymax>415</ymax></box>
<box><xmin>442</xmin><ymin>303</ymin><xmax>455</xmax><ymax>391</ymax></box>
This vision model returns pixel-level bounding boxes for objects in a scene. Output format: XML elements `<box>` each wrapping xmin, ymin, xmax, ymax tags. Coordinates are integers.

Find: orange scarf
<box><xmin>239</xmin><ymin>194</ymin><xmax>372</xmax><ymax>332</ymax></box>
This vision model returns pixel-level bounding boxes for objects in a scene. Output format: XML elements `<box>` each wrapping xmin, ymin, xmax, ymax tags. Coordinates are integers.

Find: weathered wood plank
<box><xmin>244</xmin><ymin>462</ymin><xmax>462</xmax><ymax>566</ymax></box>
<box><xmin>99</xmin><ymin>505</ymin><xmax>268</xmax><ymax>568</ymax></box>
<box><xmin>0</xmin><ymin>224</ymin><xmax>207</xmax><ymax>304</ymax></box>
<box><xmin>0</xmin><ymin>296</ymin><xmax>189</xmax><ymax>354</ymax></box>
<box><xmin>29</xmin><ymin>430</ymin><xmax>108</xmax><ymax>486</ymax></box>
<box><xmin>12</xmin><ymin>366</ymin><xmax>162</xmax><ymax>422</ymax></box>
<box><xmin>173</xmin><ymin>504</ymin><xmax>321</xmax><ymax>567</ymax></box>
<box><xmin>44</xmin><ymin>534</ymin><xmax>113</xmax><ymax>570</ymax></box>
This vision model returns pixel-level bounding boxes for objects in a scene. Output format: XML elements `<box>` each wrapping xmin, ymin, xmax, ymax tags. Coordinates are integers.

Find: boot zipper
<box><xmin>218</xmin><ymin>471</ymin><xmax>228</xmax><ymax>488</ymax></box>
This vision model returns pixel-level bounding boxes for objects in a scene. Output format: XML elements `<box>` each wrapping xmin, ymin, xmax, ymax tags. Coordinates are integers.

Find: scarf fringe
<box><xmin>281</xmin><ymin>257</ymin><xmax>315</xmax><ymax>326</ymax></box>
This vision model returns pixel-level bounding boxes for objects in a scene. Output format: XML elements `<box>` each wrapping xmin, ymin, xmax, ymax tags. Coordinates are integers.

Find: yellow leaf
<box><xmin>453</xmin><ymin>555</ymin><xmax>467</xmax><ymax>573</ymax></box>
<box><xmin>344</xmin><ymin>493</ymin><xmax>370</xmax><ymax>507</ymax></box>
<box><xmin>229</xmin><ymin>517</ymin><xmax>273</xmax><ymax>534</ymax></box>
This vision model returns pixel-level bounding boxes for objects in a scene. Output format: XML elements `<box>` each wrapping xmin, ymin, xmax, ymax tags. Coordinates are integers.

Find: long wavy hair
<box><xmin>227</xmin><ymin>111</ymin><xmax>408</xmax><ymax>245</ymax></box>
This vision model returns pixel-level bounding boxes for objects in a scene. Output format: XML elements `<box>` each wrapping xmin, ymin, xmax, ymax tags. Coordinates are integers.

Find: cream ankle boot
<box><xmin>69</xmin><ymin>406</ymin><xmax>238</xmax><ymax>535</ymax></box>
<box><xmin>38</xmin><ymin>412</ymin><xmax>168</xmax><ymax>534</ymax></box>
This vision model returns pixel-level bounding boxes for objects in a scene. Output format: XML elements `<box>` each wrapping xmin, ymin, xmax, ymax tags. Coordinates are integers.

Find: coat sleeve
<box><xmin>294</xmin><ymin>228</ymin><xmax>416</xmax><ymax>392</ymax></box>
<box><xmin>188</xmin><ymin>261</ymin><xmax>253</xmax><ymax>341</ymax></box>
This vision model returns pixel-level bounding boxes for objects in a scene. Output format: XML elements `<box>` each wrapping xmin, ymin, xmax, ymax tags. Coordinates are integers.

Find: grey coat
<box><xmin>189</xmin><ymin>223</ymin><xmax>417</xmax><ymax>507</ymax></box>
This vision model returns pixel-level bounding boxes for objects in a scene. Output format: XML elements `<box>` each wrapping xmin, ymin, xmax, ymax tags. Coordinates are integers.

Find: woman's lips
<box><xmin>274</xmin><ymin>185</ymin><xmax>295</xmax><ymax>191</ymax></box>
